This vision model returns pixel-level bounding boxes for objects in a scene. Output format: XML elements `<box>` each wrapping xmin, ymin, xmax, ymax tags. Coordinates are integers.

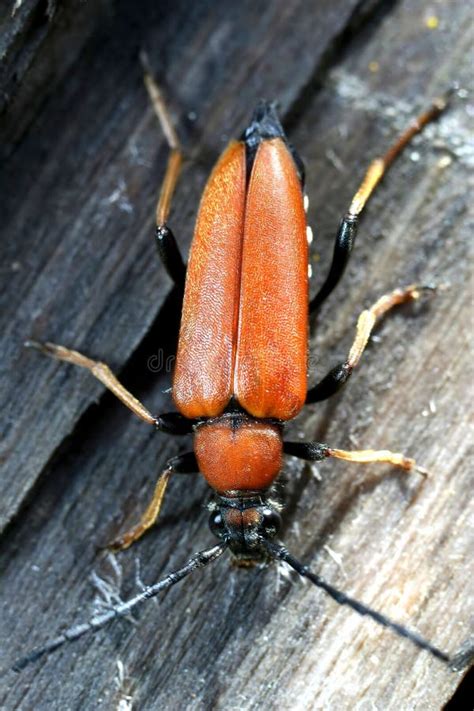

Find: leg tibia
<box><xmin>26</xmin><ymin>340</ymin><xmax>195</xmax><ymax>434</ymax></box>
<box><xmin>310</xmin><ymin>90</ymin><xmax>450</xmax><ymax>312</ymax></box>
<box><xmin>140</xmin><ymin>51</ymin><xmax>186</xmax><ymax>287</ymax></box>
<box><xmin>26</xmin><ymin>340</ymin><xmax>156</xmax><ymax>424</ymax></box>
<box><xmin>307</xmin><ymin>284</ymin><xmax>433</xmax><ymax>404</ymax></box>
<box><xmin>108</xmin><ymin>451</ymin><xmax>198</xmax><ymax>551</ymax></box>
<box><xmin>284</xmin><ymin>440</ymin><xmax>429</xmax><ymax>477</ymax></box>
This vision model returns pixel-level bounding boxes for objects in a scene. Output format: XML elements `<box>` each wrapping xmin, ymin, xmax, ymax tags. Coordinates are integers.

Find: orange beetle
<box><xmin>18</xmin><ymin>69</ymin><xmax>466</xmax><ymax>671</ymax></box>
<box><xmin>175</xmin><ymin>119</ymin><xmax>308</xmax><ymax>502</ymax></box>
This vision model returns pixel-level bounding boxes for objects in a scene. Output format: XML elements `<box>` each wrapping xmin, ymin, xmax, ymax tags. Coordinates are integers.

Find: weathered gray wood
<box><xmin>0</xmin><ymin>0</ymin><xmax>110</xmax><ymax>158</ymax></box>
<box><xmin>0</xmin><ymin>0</ymin><xmax>472</xmax><ymax>709</ymax></box>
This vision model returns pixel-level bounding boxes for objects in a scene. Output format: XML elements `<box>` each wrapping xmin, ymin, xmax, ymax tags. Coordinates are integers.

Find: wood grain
<box><xmin>1</xmin><ymin>0</ymin><xmax>472</xmax><ymax>709</ymax></box>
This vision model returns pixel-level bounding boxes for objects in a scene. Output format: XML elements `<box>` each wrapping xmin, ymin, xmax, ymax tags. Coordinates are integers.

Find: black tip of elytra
<box><xmin>242</xmin><ymin>101</ymin><xmax>285</xmax><ymax>149</ymax></box>
<box><xmin>241</xmin><ymin>100</ymin><xmax>305</xmax><ymax>188</ymax></box>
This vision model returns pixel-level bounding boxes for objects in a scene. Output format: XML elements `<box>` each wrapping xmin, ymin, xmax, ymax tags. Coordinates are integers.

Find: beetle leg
<box><xmin>310</xmin><ymin>90</ymin><xmax>452</xmax><ymax>312</ymax></box>
<box><xmin>141</xmin><ymin>51</ymin><xmax>186</xmax><ymax>288</ymax></box>
<box><xmin>283</xmin><ymin>441</ymin><xmax>429</xmax><ymax>477</ymax></box>
<box><xmin>306</xmin><ymin>284</ymin><xmax>432</xmax><ymax>403</ymax></box>
<box><xmin>25</xmin><ymin>340</ymin><xmax>195</xmax><ymax>433</ymax></box>
<box><xmin>108</xmin><ymin>452</ymin><xmax>198</xmax><ymax>551</ymax></box>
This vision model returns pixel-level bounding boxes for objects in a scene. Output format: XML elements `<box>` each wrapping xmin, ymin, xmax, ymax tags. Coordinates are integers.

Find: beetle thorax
<box><xmin>193</xmin><ymin>413</ymin><xmax>283</xmax><ymax>494</ymax></box>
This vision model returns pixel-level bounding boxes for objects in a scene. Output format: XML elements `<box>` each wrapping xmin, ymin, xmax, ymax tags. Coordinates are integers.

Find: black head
<box><xmin>209</xmin><ymin>495</ymin><xmax>282</xmax><ymax>562</ymax></box>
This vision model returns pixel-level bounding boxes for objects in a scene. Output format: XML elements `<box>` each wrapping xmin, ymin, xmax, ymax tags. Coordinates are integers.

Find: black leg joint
<box><xmin>310</xmin><ymin>214</ymin><xmax>358</xmax><ymax>313</ymax></box>
<box><xmin>155</xmin><ymin>225</ymin><xmax>186</xmax><ymax>287</ymax></box>
<box><xmin>283</xmin><ymin>441</ymin><xmax>330</xmax><ymax>461</ymax></box>
<box><xmin>155</xmin><ymin>412</ymin><xmax>196</xmax><ymax>435</ymax></box>
<box><xmin>168</xmin><ymin>451</ymin><xmax>199</xmax><ymax>473</ymax></box>
<box><xmin>306</xmin><ymin>362</ymin><xmax>352</xmax><ymax>404</ymax></box>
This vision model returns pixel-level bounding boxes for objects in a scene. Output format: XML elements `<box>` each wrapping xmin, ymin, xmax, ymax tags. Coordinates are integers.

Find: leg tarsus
<box><xmin>284</xmin><ymin>440</ymin><xmax>429</xmax><ymax>478</ymax></box>
<box><xmin>327</xmin><ymin>447</ymin><xmax>429</xmax><ymax>478</ymax></box>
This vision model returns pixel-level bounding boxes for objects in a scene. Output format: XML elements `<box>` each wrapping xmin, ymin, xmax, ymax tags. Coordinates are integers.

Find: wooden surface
<box><xmin>0</xmin><ymin>0</ymin><xmax>472</xmax><ymax>708</ymax></box>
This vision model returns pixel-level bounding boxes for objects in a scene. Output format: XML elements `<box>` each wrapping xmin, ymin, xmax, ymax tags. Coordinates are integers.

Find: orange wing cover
<box><xmin>173</xmin><ymin>137</ymin><xmax>308</xmax><ymax>420</ymax></box>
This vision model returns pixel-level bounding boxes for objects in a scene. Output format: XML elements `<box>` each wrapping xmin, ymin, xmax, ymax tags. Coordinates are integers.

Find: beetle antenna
<box><xmin>262</xmin><ymin>539</ymin><xmax>467</xmax><ymax>667</ymax></box>
<box><xmin>12</xmin><ymin>543</ymin><xmax>226</xmax><ymax>673</ymax></box>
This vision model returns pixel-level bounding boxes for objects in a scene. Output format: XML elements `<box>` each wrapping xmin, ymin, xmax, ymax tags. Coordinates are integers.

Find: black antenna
<box><xmin>12</xmin><ymin>543</ymin><xmax>226</xmax><ymax>672</ymax></box>
<box><xmin>262</xmin><ymin>539</ymin><xmax>463</xmax><ymax>666</ymax></box>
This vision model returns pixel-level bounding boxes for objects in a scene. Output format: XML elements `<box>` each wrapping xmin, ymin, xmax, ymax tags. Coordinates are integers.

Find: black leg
<box><xmin>283</xmin><ymin>441</ymin><xmax>329</xmax><ymax>461</ymax></box>
<box><xmin>108</xmin><ymin>450</ymin><xmax>199</xmax><ymax>551</ymax></box>
<box><xmin>307</xmin><ymin>285</ymin><xmax>429</xmax><ymax>404</ymax></box>
<box><xmin>309</xmin><ymin>91</ymin><xmax>451</xmax><ymax>313</ymax></box>
<box><xmin>166</xmin><ymin>451</ymin><xmax>199</xmax><ymax>472</ymax></box>
<box><xmin>310</xmin><ymin>216</ymin><xmax>358</xmax><ymax>312</ymax></box>
<box><xmin>157</xmin><ymin>411</ymin><xmax>197</xmax><ymax>435</ymax></box>
<box><xmin>306</xmin><ymin>362</ymin><xmax>352</xmax><ymax>404</ymax></box>
<box><xmin>155</xmin><ymin>225</ymin><xmax>186</xmax><ymax>286</ymax></box>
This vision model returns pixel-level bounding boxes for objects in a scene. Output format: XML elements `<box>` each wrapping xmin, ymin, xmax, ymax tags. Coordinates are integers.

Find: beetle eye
<box><xmin>261</xmin><ymin>508</ymin><xmax>282</xmax><ymax>536</ymax></box>
<box><xmin>209</xmin><ymin>511</ymin><xmax>226</xmax><ymax>539</ymax></box>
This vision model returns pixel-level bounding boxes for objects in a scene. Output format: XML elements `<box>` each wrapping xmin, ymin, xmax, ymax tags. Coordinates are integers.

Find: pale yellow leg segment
<box><xmin>328</xmin><ymin>447</ymin><xmax>429</xmax><ymax>477</ymax></box>
<box><xmin>348</xmin><ymin>91</ymin><xmax>451</xmax><ymax>217</ymax></box>
<box><xmin>140</xmin><ymin>51</ymin><xmax>183</xmax><ymax>227</ymax></box>
<box><xmin>348</xmin><ymin>284</ymin><xmax>430</xmax><ymax>370</ymax></box>
<box><xmin>25</xmin><ymin>340</ymin><xmax>156</xmax><ymax>425</ymax></box>
<box><xmin>108</xmin><ymin>466</ymin><xmax>172</xmax><ymax>551</ymax></box>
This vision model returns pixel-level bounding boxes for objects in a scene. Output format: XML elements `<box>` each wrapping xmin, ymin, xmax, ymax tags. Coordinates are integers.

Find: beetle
<box><xmin>15</xmin><ymin>57</ymin><xmax>470</xmax><ymax>672</ymax></box>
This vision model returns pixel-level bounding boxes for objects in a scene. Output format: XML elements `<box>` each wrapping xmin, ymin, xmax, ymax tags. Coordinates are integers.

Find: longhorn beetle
<box><xmin>16</xmin><ymin>56</ymin><xmax>470</xmax><ymax>672</ymax></box>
